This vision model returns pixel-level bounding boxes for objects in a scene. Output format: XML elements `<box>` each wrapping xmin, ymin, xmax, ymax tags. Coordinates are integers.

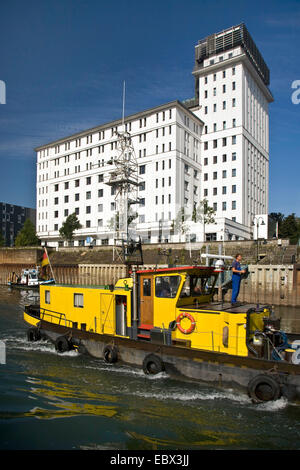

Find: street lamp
<box><xmin>252</xmin><ymin>216</ymin><xmax>265</xmax><ymax>263</ymax></box>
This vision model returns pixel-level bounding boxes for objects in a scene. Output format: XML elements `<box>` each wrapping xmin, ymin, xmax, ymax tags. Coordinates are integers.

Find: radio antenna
<box><xmin>122</xmin><ymin>80</ymin><xmax>126</xmax><ymax>128</ymax></box>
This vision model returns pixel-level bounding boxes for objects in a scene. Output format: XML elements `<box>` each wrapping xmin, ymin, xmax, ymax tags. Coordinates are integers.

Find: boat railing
<box><xmin>39</xmin><ymin>307</ymin><xmax>73</xmax><ymax>329</ymax></box>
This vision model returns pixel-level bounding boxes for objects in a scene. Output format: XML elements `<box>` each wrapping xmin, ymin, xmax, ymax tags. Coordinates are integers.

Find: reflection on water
<box><xmin>0</xmin><ymin>286</ymin><xmax>300</xmax><ymax>450</ymax></box>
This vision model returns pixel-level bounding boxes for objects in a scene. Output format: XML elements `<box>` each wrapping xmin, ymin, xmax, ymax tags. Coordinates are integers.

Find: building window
<box><xmin>86</xmin><ymin>191</ymin><xmax>91</xmax><ymax>199</ymax></box>
<box><xmin>232</xmin><ymin>169</ymin><xmax>236</xmax><ymax>177</ymax></box>
<box><xmin>86</xmin><ymin>177</ymin><xmax>91</xmax><ymax>184</ymax></box>
<box><xmin>232</xmin><ymin>201</ymin><xmax>236</xmax><ymax>210</ymax></box>
<box><xmin>86</xmin><ymin>220</ymin><xmax>91</xmax><ymax>228</ymax></box>
<box><xmin>232</xmin><ymin>185</ymin><xmax>236</xmax><ymax>193</ymax></box>
<box><xmin>74</xmin><ymin>293</ymin><xmax>84</xmax><ymax>308</ymax></box>
<box><xmin>139</xmin><ymin>165</ymin><xmax>145</xmax><ymax>175</ymax></box>
<box><xmin>222</xmin><ymin>202</ymin><xmax>227</xmax><ymax>211</ymax></box>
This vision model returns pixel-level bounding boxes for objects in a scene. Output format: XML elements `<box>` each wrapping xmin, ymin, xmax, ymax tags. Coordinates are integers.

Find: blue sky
<box><xmin>0</xmin><ymin>0</ymin><xmax>299</xmax><ymax>215</ymax></box>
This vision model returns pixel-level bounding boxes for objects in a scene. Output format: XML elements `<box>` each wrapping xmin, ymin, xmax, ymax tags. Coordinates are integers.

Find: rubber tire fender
<box><xmin>103</xmin><ymin>345</ymin><xmax>118</xmax><ymax>363</ymax></box>
<box><xmin>27</xmin><ymin>327</ymin><xmax>41</xmax><ymax>342</ymax></box>
<box><xmin>142</xmin><ymin>354</ymin><xmax>165</xmax><ymax>375</ymax></box>
<box><xmin>247</xmin><ymin>374</ymin><xmax>281</xmax><ymax>403</ymax></box>
<box><xmin>55</xmin><ymin>336</ymin><xmax>71</xmax><ymax>353</ymax></box>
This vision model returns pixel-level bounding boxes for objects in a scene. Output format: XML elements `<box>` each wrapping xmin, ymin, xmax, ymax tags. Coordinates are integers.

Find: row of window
<box><xmin>203</xmin><ymin>81</ymin><xmax>236</xmax><ymax>98</ymax></box>
<box><xmin>211</xmin><ymin>201</ymin><xmax>237</xmax><ymax>211</ymax></box>
<box><xmin>203</xmin><ymin>66</ymin><xmax>236</xmax><ymax>82</ymax></box>
<box><xmin>203</xmin><ymin>169</ymin><xmax>237</xmax><ymax>180</ymax></box>
<box><xmin>40</xmin><ymin>109</ymin><xmax>176</xmax><ymax>159</ymax></box>
<box><xmin>204</xmin><ymin>119</ymin><xmax>236</xmax><ymax>134</ymax></box>
<box><xmin>204</xmin><ymin>99</ymin><xmax>236</xmax><ymax>114</ymax></box>
<box><xmin>203</xmin><ymin>135</ymin><xmax>237</xmax><ymax>150</ymax></box>
<box><xmin>204</xmin><ymin>185</ymin><xmax>237</xmax><ymax>196</ymax></box>
<box><xmin>204</xmin><ymin>152</ymin><xmax>236</xmax><ymax>165</ymax></box>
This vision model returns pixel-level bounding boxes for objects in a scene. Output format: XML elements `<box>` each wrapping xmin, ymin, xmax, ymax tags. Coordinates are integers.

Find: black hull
<box><xmin>26</xmin><ymin>312</ymin><xmax>300</xmax><ymax>404</ymax></box>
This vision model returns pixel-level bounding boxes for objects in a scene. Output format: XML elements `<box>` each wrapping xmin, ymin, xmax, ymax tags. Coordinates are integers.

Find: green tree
<box><xmin>192</xmin><ymin>199</ymin><xmax>216</xmax><ymax>224</ymax></box>
<box><xmin>59</xmin><ymin>213</ymin><xmax>82</xmax><ymax>243</ymax></box>
<box><xmin>15</xmin><ymin>219</ymin><xmax>39</xmax><ymax>246</ymax></box>
<box><xmin>280</xmin><ymin>213</ymin><xmax>300</xmax><ymax>244</ymax></box>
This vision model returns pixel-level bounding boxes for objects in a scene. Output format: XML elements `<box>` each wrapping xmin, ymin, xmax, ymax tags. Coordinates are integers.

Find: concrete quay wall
<box><xmin>0</xmin><ymin>247</ymin><xmax>300</xmax><ymax>306</ymax></box>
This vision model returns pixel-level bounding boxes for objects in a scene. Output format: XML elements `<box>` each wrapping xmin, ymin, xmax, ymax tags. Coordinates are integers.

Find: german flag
<box><xmin>41</xmin><ymin>249</ymin><xmax>49</xmax><ymax>267</ymax></box>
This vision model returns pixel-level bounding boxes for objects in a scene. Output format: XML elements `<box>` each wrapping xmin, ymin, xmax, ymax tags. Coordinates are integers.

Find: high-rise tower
<box><xmin>189</xmin><ymin>24</ymin><xmax>273</xmax><ymax>238</ymax></box>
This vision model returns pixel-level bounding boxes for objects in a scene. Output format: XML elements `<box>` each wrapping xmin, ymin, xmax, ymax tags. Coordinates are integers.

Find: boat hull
<box><xmin>24</xmin><ymin>307</ymin><xmax>300</xmax><ymax>404</ymax></box>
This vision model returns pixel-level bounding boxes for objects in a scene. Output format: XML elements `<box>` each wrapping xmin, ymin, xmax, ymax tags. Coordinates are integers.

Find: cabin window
<box><xmin>155</xmin><ymin>276</ymin><xmax>181</xmax><ymax>298</ymax></box>
<box><xmin>180</xmin><ymin>275</ymin><xmax>217</xmax><ymax>297</ymax></box>
<box><xmin>74</xmin><ymin>293</ymin><xmax>84</xmax><ymax>308</ymax></box>
<box><xmin>143</xmin><ymin>279</ymin><xmax>151</xmax><ymax>296</ymax></box>
<box><xmin>45</xmin><ymin>290</ymin><xmax>50</xmax><ymax>304</ymax></box>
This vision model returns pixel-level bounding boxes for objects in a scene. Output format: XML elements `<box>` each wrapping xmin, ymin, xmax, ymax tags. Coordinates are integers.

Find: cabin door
<box><xmin>139</xmin><ymin>276</ymin><xmax>153</xmax><ymax>325</ymax></box>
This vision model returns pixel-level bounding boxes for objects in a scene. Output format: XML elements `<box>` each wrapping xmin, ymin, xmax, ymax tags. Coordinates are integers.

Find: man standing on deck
<box><xmin>231</xmin><ymin>254</ymin><xmax>246</xmax><ymax>306</ymax></box>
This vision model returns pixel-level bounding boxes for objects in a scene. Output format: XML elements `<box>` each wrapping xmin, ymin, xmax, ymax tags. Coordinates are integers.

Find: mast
<box><xmin>105</xmin><ymin>82</ymin><xmax>141</xmax><ymax>266</ymax></box>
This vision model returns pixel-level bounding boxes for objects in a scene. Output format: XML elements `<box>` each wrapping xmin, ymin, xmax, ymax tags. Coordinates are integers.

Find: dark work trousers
<box><xmin>231</xmin><ymin>274</ymin><xmax>241</xmax><ymax>303</ymax></box>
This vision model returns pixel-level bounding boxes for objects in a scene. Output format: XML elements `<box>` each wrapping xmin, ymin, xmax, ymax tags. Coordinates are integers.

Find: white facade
<box><xmin>36</xmin><ymin>101</ymin><xmax>205</xmax><ymax>246</ymax></box>
<box><xmin>190</xmin><ymin>24</ymin><xmax>273</xmax><ymax>240</ymax></box>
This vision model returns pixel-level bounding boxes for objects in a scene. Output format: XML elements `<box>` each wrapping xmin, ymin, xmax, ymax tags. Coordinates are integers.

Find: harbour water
<box><xmin>0</xmin><ymin>286</ymin><xmax>300</xmax><ymax>451</ymax></box>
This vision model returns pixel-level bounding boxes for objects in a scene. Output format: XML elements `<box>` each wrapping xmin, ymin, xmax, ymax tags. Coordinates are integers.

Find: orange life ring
<box><xmin>176</xmin><ymin>312</ymin><xmax>196</xmax><ymax>334</ymax></box>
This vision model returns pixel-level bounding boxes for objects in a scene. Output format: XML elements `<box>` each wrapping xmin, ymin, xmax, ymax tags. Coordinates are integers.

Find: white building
<box><xmin>188</xmin><ymin>23</ymin><xmax>273</xmax><ymax>241</ymax></box>
<box><xmin>36</xmin><ymin>101</ymin><xmax>205</xmax><ymax>246</ymax></box>
<box><xmin>36</xmin><ymin>23</ymin><xmax>273</xmax><ymax>246</ymax></box>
